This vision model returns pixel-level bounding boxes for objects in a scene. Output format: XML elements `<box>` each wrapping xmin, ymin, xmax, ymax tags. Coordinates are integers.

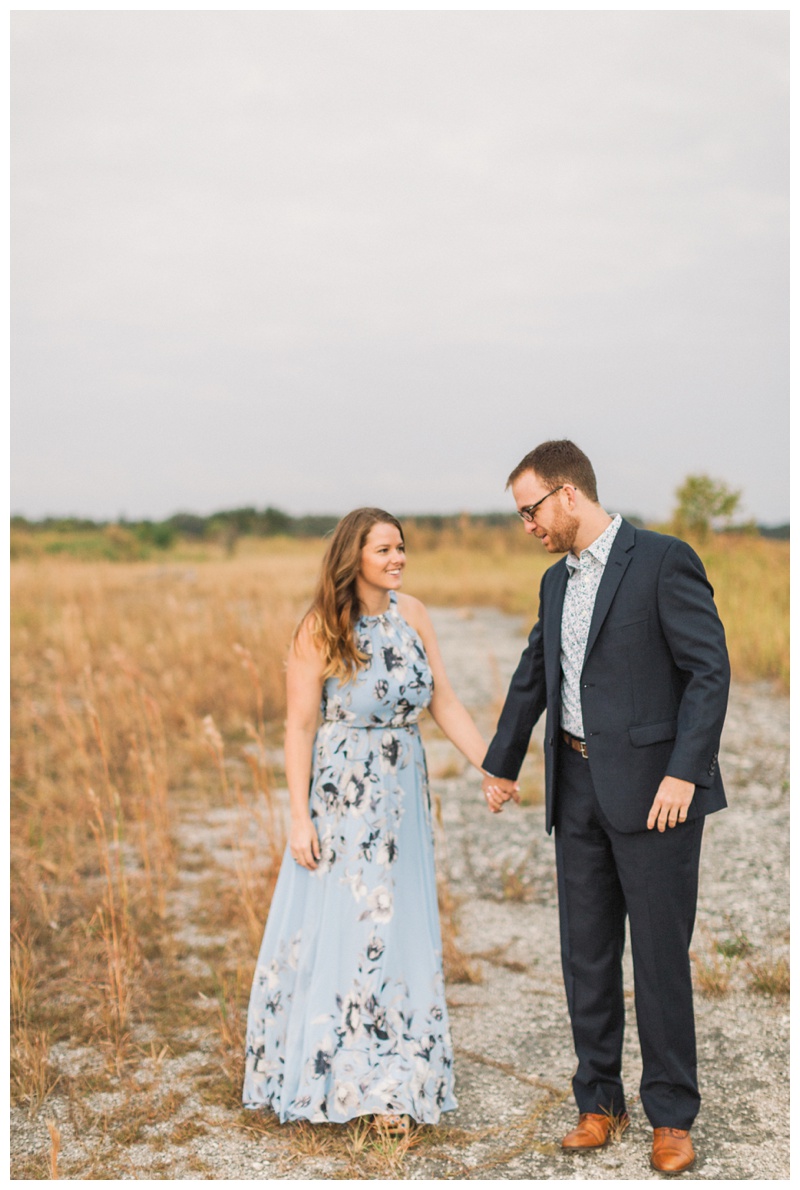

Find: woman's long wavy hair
<box><xmin>296</xmin><ymin>507</ymin><xmax>404</xmax><ymax>681</ymax></box>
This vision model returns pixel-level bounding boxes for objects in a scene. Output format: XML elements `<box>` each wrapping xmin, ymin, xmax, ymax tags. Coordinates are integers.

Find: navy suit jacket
<box><xmin>483</xmin><ymin>520</ymin><xmax>730</xmax><ymax>834</ymax></box>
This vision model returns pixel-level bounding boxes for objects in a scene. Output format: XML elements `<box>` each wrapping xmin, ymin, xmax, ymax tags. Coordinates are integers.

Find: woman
<box><xmin>242</xmin><ymin>508</ymin><xmax>505</xmax><ymax>1130</ymax></box>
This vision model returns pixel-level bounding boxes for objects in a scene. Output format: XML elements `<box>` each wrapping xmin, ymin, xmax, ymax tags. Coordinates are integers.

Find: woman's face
<box><xmin>358</xmin><ymin>522</ymin><xmax>406</xmax><ymax>595</ymax></box>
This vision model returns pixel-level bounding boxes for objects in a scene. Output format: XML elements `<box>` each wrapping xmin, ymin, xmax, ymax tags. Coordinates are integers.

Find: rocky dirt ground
<box><xmin>11</xmin><ymin>607</ymin><xmax>789</xmax><ymax>1180</ymax></box>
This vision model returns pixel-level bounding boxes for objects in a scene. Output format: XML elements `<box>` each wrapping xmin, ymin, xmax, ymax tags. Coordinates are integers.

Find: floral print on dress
<box><xmin>242</xmin><ymin>591</ymin><xmax>456</xmax><ymax>1124</ymax></box>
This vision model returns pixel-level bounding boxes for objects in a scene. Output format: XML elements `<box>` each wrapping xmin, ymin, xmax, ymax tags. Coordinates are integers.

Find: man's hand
<box><xmin>481</xmin><ymin>773</ymin><xmax>520</xmax><ymax>814</ymax></box>
<box><xmin>646</xmin><ymin>775</ymin><xmax>696</xmax><ymax>832</ymax></box>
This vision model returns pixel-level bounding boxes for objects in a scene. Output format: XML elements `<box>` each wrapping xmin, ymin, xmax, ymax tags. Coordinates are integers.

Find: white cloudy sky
<box><xmin>11</xmin><ymin>9</ymin><xmax>788</xmax><ymax>523</ymax></box>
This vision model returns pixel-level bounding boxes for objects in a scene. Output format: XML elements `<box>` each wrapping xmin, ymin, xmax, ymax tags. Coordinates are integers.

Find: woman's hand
<box><xmin>481</xmin><ymin>773</ymin><xmax>520</xmax><ymax>814</ymax></box>
<box><xmin>290</xmin><ymin>814</ymin><xmax>320</xmax><ymax>870</ymax></box>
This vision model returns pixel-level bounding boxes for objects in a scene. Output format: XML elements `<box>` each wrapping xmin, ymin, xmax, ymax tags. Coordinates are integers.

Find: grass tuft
<box><xmin>170</xmin><ymin>1118</ymin><xmax>208</xmax><ymax>1144</ymax></box>
<box><xmin>691</xmin><ymin>930</ymin><xmax>737</xmax><ymax>997</ymax></box>
<box><xmin>599</xmin><ymin>1105</ymin><xmax>631</xmax><ymax>1142</ymax></box>
<box><xmin>45</xmin><ymin>1113</ymin><xmax>60</xmax><ymax>1180</ymax></box>
<box><xmin>11</xmin><ymin>1030</ymin><xmax>61</xmax><ymax>1116</ymax></box>
<box><xmin>500</xmin><ymin>858</ymin><xmax>533</xmax><ymax>902</ymax></box>
<box><xmin>747</xmin><ymin>955</ymin><xmax>790</xmax><ymax>997</ymax></box>
<box><xmin>716</xmin><ymin>930</ymin><xmax>753</xmax><ymax>960</ymax></box>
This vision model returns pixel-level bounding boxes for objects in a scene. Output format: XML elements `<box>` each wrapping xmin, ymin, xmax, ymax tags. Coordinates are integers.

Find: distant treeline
<box><xmin>751</xmin><ymin>523</ymin><xmax>791</xmax><ymax>540</ymax></box>
<box><xmin>10</xmin><ymin>505</ymin><xmax>789</xmax><ymax>550</ymax></box>
<box><xmin>11</xmin><ymin>506</ymin><xmax>338</xmax><ymax>544</ymax></box>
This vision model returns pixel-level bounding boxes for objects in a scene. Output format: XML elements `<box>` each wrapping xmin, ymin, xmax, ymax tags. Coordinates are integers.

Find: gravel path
<box><xmin>12</xmin><ymin>607</ymin><xmax>789</xmax><ymax>1179</ymax></box>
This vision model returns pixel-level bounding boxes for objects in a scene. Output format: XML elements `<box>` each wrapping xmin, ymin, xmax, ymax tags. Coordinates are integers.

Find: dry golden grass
<box><xmin>685</xmin><ymin>534</ymin><xmax>789</xmax><ymax>689</ymax></box>
<box><xmin>10</xmin><ymin>552</ymin><xmax>304</xmax><ymax>1161</ymax></box>
<box><xmin>747</xmin><ymin>955</ymin><xmax>790</xmax><ymax>997</ymax></box>
<box><xmin>691</xmin><ymin>930</ymin><xmax>738</xmax><ymax>997</ymax></box>
<box><xmin>500</xmin><ymin>858</ymin><xmax>533</xmax><ymax>903</ymax></box>
<box><xmin>599</xmin><ymin>1106</ymin><xmax>631</xmax><ymax>1142</ymax></box>
<box><xmin>46</xmin><ymin>1118</ymin><xmax>61</xmax><ymax>1179</ymax></box>
<box><xmin>691</xmin><ymin>926</ymin><xmax>790</xmax><ymax>1000</ymax></box>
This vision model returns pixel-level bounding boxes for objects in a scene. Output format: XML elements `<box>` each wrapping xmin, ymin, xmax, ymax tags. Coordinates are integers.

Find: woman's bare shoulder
<box><xmin>396</xmin><ymin>592</ymin><xmax>431</xmax><ymax>632</ymax></box>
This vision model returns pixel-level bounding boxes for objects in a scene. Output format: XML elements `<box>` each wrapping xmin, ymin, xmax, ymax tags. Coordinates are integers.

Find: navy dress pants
<box><xmin>553</xmin><ymin>738</ymin><xmax>704</xmax><ymax>1130</ymax></box>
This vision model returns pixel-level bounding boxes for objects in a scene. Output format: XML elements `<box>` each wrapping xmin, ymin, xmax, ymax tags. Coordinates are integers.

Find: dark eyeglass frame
<box><xmin>517</xmin><ymin>484</ymin><xmax>565</xmax><ymax>523</ymax></box>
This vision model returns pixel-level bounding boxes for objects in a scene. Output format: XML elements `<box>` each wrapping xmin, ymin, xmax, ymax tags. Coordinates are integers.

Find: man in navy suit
<box><xmin>482</xmin><ymin>440</ymin><xmax>729</xmax><ymax>1174</ymax></box>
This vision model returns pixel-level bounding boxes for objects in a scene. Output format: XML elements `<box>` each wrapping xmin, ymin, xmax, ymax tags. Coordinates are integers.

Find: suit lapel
<box><xmin>583</xmin><ymin>519</ymin><xmax>636</xmax><ymax>664</ymax></box>
<box><xmin>544</xmin><ymin>560</ymin><xmax>569</xmax><ymax>693</ymax></box>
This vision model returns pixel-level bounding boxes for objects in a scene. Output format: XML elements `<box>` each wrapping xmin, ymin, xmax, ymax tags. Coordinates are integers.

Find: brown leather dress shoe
<box><xmin>561</xmin><ymin>1112</ymin><xmax>628</xmax><ymax>1149</ymax></box>
<box><xmin>651</xmin><ymin>1127</ymin><xmax>695</xmax><ymax>1173</ymax></box>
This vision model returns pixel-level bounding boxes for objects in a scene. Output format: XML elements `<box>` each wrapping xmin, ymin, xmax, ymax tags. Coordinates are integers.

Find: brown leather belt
<box><xmin>561</xmin><ymin>730</ymin><xmax>588</xmax><ymax>758</ymax></box>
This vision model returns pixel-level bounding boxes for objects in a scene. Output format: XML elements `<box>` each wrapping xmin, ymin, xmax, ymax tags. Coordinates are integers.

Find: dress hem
<box><xmin>241</xmin><ymin>1098</ymin><xmax>458</xmax><ymax>1126</ymax></box>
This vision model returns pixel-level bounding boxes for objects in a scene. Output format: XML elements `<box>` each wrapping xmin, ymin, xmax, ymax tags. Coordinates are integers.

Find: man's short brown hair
<box><xmin>507</xmin><ymin>440</ymin><xmax>599</xmax><ymax>503</ymax></box>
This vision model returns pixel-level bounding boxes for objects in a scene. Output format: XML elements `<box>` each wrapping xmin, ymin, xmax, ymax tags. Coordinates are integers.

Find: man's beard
<box><xmin>540</xmin><ymin>506</ymin><xmax>580</xmax><ymax>553</ymax></box>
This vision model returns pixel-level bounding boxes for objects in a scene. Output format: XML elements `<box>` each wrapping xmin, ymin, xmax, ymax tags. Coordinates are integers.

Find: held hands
<box><xmin>646</xmin><ymin>775</ymin><xmax>696</xmax><ymax>832</ymax></box>
<box><xmin>290</xmin><ymin>814</ymin><xmax>320</xmax><ymax>869</ymax></box>
<box><xmin>481</xmin><ymin>772</ymin><xmax>520</xmax><ymax>814</ymax></box>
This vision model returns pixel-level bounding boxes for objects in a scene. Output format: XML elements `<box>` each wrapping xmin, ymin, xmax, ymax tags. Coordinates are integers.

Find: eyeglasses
<box><xmin>517</xmin><ymin>485</ymin><xmax>564</xmax><ymax>523</ymax></box>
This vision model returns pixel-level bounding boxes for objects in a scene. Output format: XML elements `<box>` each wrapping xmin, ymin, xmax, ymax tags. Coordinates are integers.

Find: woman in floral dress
<box><xmin>242</xmin><ymin>508</ymin><xmax>506</xmax><ymax>1131</ymax></box>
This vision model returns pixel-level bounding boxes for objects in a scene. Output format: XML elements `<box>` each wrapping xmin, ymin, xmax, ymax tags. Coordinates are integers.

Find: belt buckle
<box><xmin>579</xmin><ymin>739</ymin><xmax>588</xmax><ymax>758</ymax></box>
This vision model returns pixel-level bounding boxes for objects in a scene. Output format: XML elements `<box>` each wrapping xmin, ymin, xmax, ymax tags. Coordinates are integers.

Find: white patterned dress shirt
<box><xmin>560</xmin><ymin>514</ymin><xmax>623</xmax><ymax>738</ymax></box>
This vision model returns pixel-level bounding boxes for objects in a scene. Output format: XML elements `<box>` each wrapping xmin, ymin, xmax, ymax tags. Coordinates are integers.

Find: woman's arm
<box><xmin>284</xmin><ymin>618</ymin><xmax>325</xmax><ymax>868</ymax></box>
<box><xmin>398</xmin><ymin>594</ymin><xmax>513</xmax><ymax>812</ymax></box>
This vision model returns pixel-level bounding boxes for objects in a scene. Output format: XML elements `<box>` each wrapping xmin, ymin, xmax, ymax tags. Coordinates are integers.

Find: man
<box><xmin>482</xmin><ymin>440</ymin><xmax>729</xmax><ymax>1174</ymax></box>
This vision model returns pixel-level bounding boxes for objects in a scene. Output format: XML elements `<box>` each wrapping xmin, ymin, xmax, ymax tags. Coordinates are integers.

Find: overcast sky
<box><xmin>11</xmin><ymin>10</ymin><xmax>788</xmax><ymax>524</ymax></box>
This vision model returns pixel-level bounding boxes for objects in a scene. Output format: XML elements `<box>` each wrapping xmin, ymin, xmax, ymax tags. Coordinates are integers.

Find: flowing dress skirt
<box><xmin>242</xmin><ymin>715</ymin><xmax>457</xmax><ymax>1124</ymax></box>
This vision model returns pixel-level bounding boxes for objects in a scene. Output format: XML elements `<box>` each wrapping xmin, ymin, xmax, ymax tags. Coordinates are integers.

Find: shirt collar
<box><xmin>566</xmin><ymin>514</ymin><xmax>623</xmax><ymax>572</ymax></box>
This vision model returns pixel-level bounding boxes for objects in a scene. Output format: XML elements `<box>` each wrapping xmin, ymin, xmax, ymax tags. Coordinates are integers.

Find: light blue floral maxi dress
<box><xmin>242</xmin><ymin>591</ymin><xmax>457</xmax><ymax>1124</ymax></box>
